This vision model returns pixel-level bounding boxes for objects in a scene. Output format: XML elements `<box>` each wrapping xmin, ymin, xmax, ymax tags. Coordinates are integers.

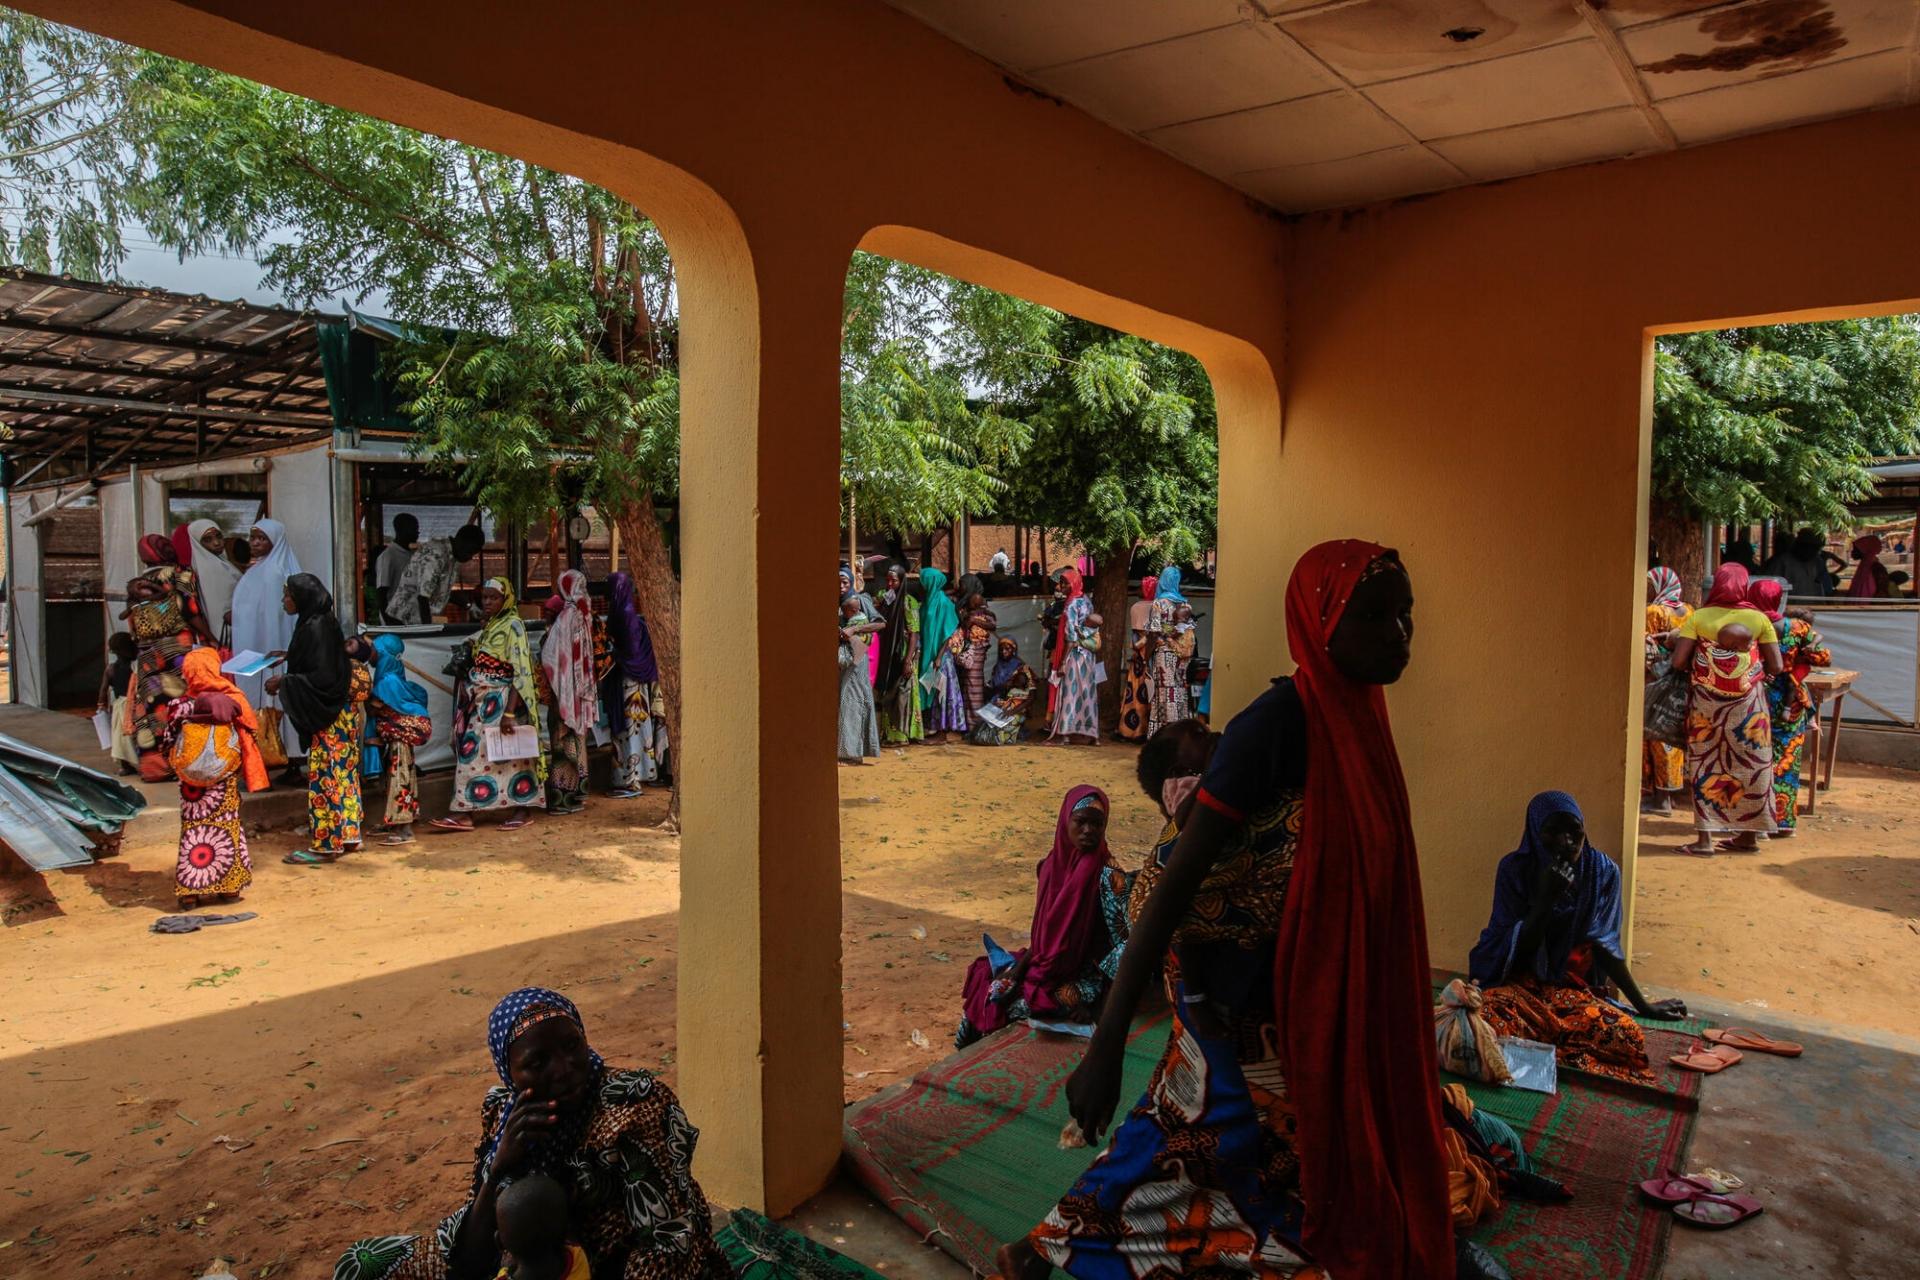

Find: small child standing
<box><xmin>97</xmin><ymin>631</ymin><xmax>139</xmax><ymax>775</ymax></box>
<box><xmin>494</xmin><ymin>1172</ymin><xmax>590</xmax><ymax>1280</ymax></box>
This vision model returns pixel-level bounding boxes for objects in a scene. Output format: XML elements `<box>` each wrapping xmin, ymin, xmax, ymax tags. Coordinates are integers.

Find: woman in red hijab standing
<box><xmin>1004</xmin><ymin>541</ymin><xmax>1465</xmax><ymax>1280</ymax></box>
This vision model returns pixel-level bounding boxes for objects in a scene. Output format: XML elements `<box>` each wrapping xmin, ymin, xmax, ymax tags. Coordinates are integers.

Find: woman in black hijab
<box><xmin>266</xmin><ymin>573</ymin><xmax>363</xmax><ymax>863</ymax></box>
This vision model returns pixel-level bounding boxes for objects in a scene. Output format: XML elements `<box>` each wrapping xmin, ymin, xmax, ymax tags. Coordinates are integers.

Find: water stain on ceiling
<box><xmin>1642</xmin><ymin>0</ymin><xmax>1848</xmax><ymax>76</ymax></box>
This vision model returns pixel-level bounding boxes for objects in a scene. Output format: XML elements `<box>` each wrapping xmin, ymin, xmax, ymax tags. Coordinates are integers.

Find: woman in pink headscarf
<box><xmin>1846</xmin><ymin>535</ymin><xmax>1891</xmax><ymax>598</ymax></box>
<box><xmin>540</xmin><ymin>569</ymin><xmax>596</xmax><ymax>815</ymax></box>
<box><xmin>1668</xmin><ymin>563</ymin><xmax>1785</xmax><ymax>854</ymax></box>
<box><xmin>955</xmin><ymin>785</ymin><xmax>1132</xmax><ymax>1048</ymax></box>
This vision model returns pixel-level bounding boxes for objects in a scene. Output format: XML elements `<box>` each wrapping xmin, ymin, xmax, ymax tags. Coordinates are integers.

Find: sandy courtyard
<box><xmin>0</xmin><ymin>742</ymin><xmax>1164</xmax><ymax>1279</ymax></box>
<box><xmin>3</xmin><ymin>741</ymin><xmax>1916</xmax><ymax>1278</ymax></box>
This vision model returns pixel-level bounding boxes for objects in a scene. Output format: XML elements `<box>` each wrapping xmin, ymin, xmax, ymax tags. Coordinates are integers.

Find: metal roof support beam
<box><xmin>0</xmin><ymin>310</ymin><xmax>312</xmax><ymax>358</ymax></box>
<box><xmin>0</xmin><ymin>385</ymin><xmax>332</xmax><ymax>429</ymax></box>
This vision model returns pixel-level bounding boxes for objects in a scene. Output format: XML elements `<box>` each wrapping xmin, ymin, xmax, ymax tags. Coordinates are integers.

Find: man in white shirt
<box><xmin>989</xmin><ymin>547</ymin><xmax>1011</xmax><ymax>574</ymax></box>
<box><xmin>390</xmin><ymin>524</ymin><xmax>487</xmax><ymax>625</ymax></box>
<box><xmin>374</xmin><ymin>513</ymin><xmax>418</xmax><ymax>623</ymax></box>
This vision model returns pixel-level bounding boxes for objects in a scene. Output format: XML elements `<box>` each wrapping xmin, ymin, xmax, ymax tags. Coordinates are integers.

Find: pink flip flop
<box><xmin>1673</xmin><ymin>1192</ymin><xmax>1764</xmax><ymax>1229</ymax></box>
<box><xmin>1704</xmin><ymin>1027</ymin><xmax>1803</xmax><ymax>1058</ymax></box>
<box><xmin>1669</xmin><ymin>1042</ymin><xmax>1743</xmax><ymax>1073</ymax></box>
<box><xmin>1639</xmin><ymin>1171</ymin><xmax>1723</xmax><ymax>1205</ymax></box>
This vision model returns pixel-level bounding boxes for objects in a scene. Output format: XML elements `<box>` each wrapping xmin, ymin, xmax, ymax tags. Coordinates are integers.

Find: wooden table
<box><xmin>1801</xmin><ymin>668</ymin><xmax>1858</xmax><ymax>812</ymax></box>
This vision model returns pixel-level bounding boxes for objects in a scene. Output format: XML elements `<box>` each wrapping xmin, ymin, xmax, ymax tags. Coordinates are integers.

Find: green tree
<box><xmin>1652</xmin><ymin>318</ymin><xmax>1920</xmax><ymax>594</ymax></box>
<box><xmin>997</xmin><ymin>320</ymin><xmax>1217</xmax><ymax>728</ymax></box>
<box><xmin>0</xmin><ymin>10</ymin><xmax>150</xmax><ymax>277</ymax></box>
<box><xmin>126</xmin><ymin>56</ymin><xmax>693</xmax><ymax>762</ymax></box>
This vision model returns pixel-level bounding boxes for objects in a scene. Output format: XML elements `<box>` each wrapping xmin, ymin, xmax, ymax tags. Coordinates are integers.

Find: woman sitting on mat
<box><xmin>332</xmin><ymin>986</ymin><xmax>730</xmax><ymax>1280</ymax></box>
<box><xmin>1469</xmin><ymin>790</ymin><xmax>1686</xmax><ymax>1086</ymax></box>
<box><xmin>955</xmin><ymin>785</ymin><xmax>1132</xmax><ymax>1049</ymax></box>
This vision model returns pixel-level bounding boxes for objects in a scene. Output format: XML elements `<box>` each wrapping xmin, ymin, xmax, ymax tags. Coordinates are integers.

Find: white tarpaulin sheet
<box><xmin>1808</xmin><ymin>606</ymin><xmax>1918</xmax><ymax>726</ymax></box>
<box><xmin>6</xmin><ymin>494</ymin><xmax>43</xmax><ymax>706</ymax></box>
<box><xmin>99</xmin><ymin>479</ymin><xmax>138</xmax><ymax>635</ymax></box>
<box><xmin>269</xmin><ymin>445</ymin><xmax>334</xmax><ymax>597</ymax></box>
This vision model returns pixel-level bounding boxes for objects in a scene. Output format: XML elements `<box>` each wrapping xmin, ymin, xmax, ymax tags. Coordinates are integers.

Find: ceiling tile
<box><xmin>1623</xmin><ymin>0</ymin><xmax>1915</xmax><ymax>101</ymax></box>
<box><xmin>1036</xmin><ymin>23</ymin><xmax>1339</xmax><ymax>131</ymax></box>
<box><xmin>1656</xmin><ymin>45</ymin><xmax>1910</xmax><ymax>144</ymax></box>
<box><xmin>1427</xmin><ymin>107</ymin><xmax>1668</xmax><ymax>179</ymax></box>
<box><xmin>1365</xmin><ymin>38</ymin><xmax>1638</xmax><ymax>138</ymax></box>
<box><xmin>1279</xmin><ymin>0</ymin><xmax>1590</xmax><ymax>85</ymax></box>
<box><xmin>882</xmin><ymin>0</ymin><xmax>1245</xmax><ymax>71</ymax></box>
<box><xmin>1232</xmin><ymin>144</ymin><xmax>1465</xmax><ymax>210</ymax></box>
<box><xmin>1592</xmin><ymin>0</ymin><xmax>1728</xmax><ymax>30</ymax></box>
<box><xmin>1148</xmin><ymin>91</ymin><xmax>1411</xmax><ymax>172</ymax></box>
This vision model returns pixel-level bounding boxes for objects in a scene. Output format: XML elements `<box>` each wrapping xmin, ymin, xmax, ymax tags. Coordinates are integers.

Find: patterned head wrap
<box><xmin>480</xmin><ymin>987</ymin><xmax>607</xmax><ymax>1176</ymax></box>
<box><xmin>1648</xmin><ymin>567</ymin><xmax>1683</xmax><ymax>609</ymax></box>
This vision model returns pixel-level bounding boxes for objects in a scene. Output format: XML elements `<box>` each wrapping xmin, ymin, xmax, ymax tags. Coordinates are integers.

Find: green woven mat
<box><xmin>846</xmin><ymin>1006</ymin><xmax>1698</xmax><ymax>1280</ymax></box>
<box><xmin>843</xmin><ymin>1011</ymin><xmax>1174</xmax><ymax>1273</ymax></box>
<box><xmin>718</xmin><ymin>1208</ymin><xmax>887</xmax><ymax>1278</ymax></box>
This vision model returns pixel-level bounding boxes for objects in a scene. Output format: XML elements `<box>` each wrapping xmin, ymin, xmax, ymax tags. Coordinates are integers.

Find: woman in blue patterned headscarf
<box><xmin>332</xmin><ymin>987</ymin><xmax>730</xmax><ymax>1280</ymax></box>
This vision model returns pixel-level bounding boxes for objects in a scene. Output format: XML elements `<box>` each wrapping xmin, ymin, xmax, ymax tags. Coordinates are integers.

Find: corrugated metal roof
<box><xmin>0</xmin><ymin>267</ymin><xmax>342</xmax><ymax>483</ymax></box>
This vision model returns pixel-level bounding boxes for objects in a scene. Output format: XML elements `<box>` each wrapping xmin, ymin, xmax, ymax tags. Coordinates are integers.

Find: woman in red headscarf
<box><xmin>1008</xmin><ymin>541</ymin><xmax>1462</xmax><ymax>1280</ymax></box>
<box><xmin>1045</xmin><ymin>565</ymin><xmax>1085</xmax><ymax>721</ymax></box>
<box><xmin>955</xmin><ymin>785</ymin><xmax>1131</xmax><ymax>1047</ymax></box>
<box><xmin>120</xmin><ymin>534</ymin><xmax>217</xmax><ymax>780</ymax></box>
<box><xmin>1846</xmin><ymin>534</ymin><xmax>1891</xmax><ymax>598</ymax></box>
<box><xmin>1115</xmin><ymin>574</ymin><xmax>1158</xmax><ymax>742</ymax></box>
<box><xmin>1667</xmin><ymin>563</ymin><xmax>1785</xmax><ymax>854</ymax></box>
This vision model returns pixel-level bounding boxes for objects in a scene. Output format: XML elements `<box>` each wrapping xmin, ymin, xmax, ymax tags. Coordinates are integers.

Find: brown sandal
<box><xmin>1703</xmin><ymin>1027</ymin><xmax>1803</xmax><ymax>1058</ymax></box>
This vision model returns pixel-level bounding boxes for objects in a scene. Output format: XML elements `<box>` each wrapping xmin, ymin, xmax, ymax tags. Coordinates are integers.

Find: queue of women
<box><xmin>101</xmin><ymin>517</ymin><xmax>668</xmax><ymax>907</ymax></box>
<box><xmin>836</xmin><ymin>561</ymin><xmax>1200</xmax><ymax>763</ymax></box>
<box><xmin>1642</xmin><ymin>562</ymin><xmax>1832</xmax><ymax>853</ymax></box>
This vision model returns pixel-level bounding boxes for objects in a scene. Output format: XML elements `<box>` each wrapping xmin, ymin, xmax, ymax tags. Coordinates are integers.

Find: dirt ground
<box><xmin>0</xmin><ymin>741</ymin><xmax>1163</xmax><ymax>1279</ymax></box>
<box><xmin>3</xmin><ymin>739</ymin><xmax>1916</xmax><ymax>1279</ymax></box>
<box><xmin>1631</xmin><ymin>761</ymin><xmax>1920</xmax><ymax>1039</ymax></box>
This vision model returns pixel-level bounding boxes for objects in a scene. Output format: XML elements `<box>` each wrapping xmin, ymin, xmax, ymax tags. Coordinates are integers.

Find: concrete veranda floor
<box><xmin>792</xmin><ymin>991</ymin><xmax>1920</xmax><ymax>1279</ymax></box>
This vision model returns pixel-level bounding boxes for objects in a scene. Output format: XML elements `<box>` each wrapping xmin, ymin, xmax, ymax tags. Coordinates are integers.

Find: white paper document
<box><xmin>220</xmin><ymin>650</ymin><xmax>283</xmax><ymax>677</ymax></box>
<box><xmin>484</xmin><ymin>724</ymin><xmax>541</xmax><ymax>763</ymax></box>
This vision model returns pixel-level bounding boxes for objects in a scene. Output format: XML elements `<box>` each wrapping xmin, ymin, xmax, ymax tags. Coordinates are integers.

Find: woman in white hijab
<box><xmin>185</xmin><ymin>519</ymin><xmax>241</xmax><ymax>644</ymax></box>
<box><xmin>229</xmin><ymin>517</ymin><xmax>303</xmax><ymax>727</ymax></box>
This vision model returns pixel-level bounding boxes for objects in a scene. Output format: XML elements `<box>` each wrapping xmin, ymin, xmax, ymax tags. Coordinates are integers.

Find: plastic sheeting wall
<box><xmin>7</xmin><ymin>494</ymin><xmax>44</xmax><ymax>706</ymax></box>
<box><xmin>1809</xmin><ymin>606</ymin><xmax>1919</xmax><ymax>726</ymax></box>
<box><xmin>267</xmin><ymin>445</ymin><xmax>334</xmax><ymax>597</ymax></box>
<box><xmin>98</xmin><ymin>479</ymin><xmax>139</xmax><ymax>636</ymax></box>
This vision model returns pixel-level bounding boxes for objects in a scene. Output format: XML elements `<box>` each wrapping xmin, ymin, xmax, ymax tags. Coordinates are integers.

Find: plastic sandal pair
<box><xmin>1669</xmin><ymin>1042</ymin><xmax>1742</xmax><ymax>1073</ymax></box>
<box><xmin>1640</xmin><ymin>1171</ymin><xmax>1764</xmax><ymax>1228</ymax></box>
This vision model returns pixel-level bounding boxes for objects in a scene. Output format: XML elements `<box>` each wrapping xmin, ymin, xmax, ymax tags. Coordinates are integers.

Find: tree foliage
<box><xmin>0</xmin><ymin>10</ymin><xmax>150</xmax><ymax>277</ymax></box>
<box><xmin>1653</xmin><ymin>318</ymin><xmax>1920</xmax><ymax>531</ymax></box>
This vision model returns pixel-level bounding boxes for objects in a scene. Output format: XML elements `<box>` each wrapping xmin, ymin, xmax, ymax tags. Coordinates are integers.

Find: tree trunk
<box><xmin>613</xmin><ymin>500</ymin><xmax>681</xmax><ymax>826</ymax></box>
<box><xmin>1649</xmin><ymin>496</ymin><xmax>1704</xmax><ymax>605</ymax></box>
<box><xmin>1093</xmin><ymin>542</ymin><xmax>1132</xmax><ymax>734</ymax></box>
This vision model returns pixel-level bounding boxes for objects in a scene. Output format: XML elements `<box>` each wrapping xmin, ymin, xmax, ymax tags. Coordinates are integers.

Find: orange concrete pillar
<box><xmin>674</xmin><ymin>217</ymin><xmax>848</xmax><ymax>1214</ymax></box>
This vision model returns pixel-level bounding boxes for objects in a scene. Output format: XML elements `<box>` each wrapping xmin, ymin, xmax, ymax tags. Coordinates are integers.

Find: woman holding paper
<box><xmin>269</xmin><ymin>574</ymin><xmax>366</xmax><ymax>863</ymax></box>
<box><xmin>432</xmin><ymin>577</ymin><xmax>547</xmax><ymax>831</ymax></box>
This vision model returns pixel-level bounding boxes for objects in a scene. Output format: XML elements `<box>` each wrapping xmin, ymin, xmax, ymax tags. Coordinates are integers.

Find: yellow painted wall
<box><xmin>23</xmin><ymin>0</ymin><xmax>1920</xmax><ymax>1217</ymax></box>
<box><xmin>1283</xmin><ymin>104</ymin><xmax>1920</xmax><ymax>966</ymax></box>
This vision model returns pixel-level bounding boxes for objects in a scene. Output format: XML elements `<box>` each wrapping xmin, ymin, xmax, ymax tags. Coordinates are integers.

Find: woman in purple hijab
<box><xmin>602</xmin><ymin>571</ymin><xmax>667</xmax><ymax>797</ymax></box>
<box><xmin>955</xmin><ymin>785</ymin><xmax>1134</xmax><ymax>1048</ymax></box>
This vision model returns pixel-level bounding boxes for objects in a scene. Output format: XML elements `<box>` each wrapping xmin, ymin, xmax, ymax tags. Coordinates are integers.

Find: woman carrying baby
<box><xmin>1667</xmin><ymin>563</ymin><xmax>1784</xmax><ymax>855</ymax></box>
